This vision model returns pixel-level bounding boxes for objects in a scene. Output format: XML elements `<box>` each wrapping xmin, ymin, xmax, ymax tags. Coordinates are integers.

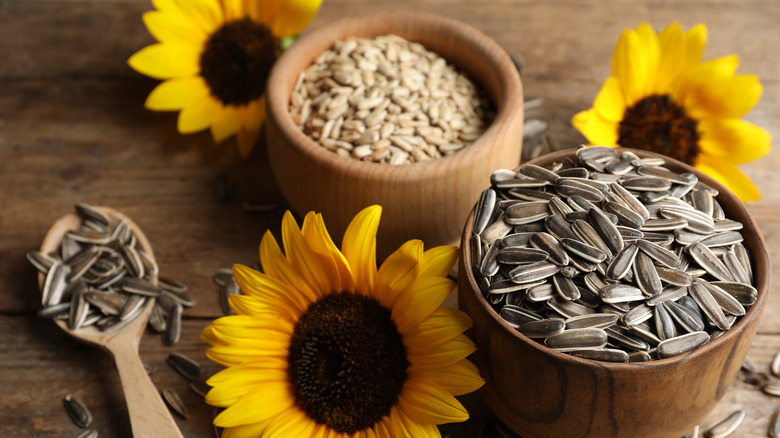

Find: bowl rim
<box><xmin>460</xmin><ymin>146</ymin><xmax>771</xmax><ymax>369</ymax></box>
<box><xmin>265</xmin><ymin>9</ymin><xmax>524</xmax><ymax>178</ymax></box>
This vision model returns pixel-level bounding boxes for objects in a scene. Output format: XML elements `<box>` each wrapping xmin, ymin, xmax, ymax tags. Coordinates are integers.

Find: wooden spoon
<box><xmin>38</xmin><ymin>206</ymin><xmax>183</xmax><ymax>437</ymax></box>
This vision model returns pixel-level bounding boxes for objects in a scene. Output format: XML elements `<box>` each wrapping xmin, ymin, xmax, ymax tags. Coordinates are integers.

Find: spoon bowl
<box><xmin>38</xmin><ymin>206</ymin><xmax>183</xmax><ymax>437</ymax></box>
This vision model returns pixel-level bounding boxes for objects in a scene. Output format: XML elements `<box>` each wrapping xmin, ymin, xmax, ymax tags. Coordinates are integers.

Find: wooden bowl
<box><xmin>458</xmin><ymin>148</ymin><xmax>770</xmax><ymax>438</ymax></box>
<box><xmin>265</xmin><ymin>10</ymin><xmax>523</xmax><ymax>259</ymax></box>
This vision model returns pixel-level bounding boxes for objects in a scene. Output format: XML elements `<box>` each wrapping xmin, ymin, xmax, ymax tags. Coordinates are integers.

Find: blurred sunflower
<box><xmin>201</xmin><ymin>205</ymin><xmax>484</xmax><ymax>437</ymax></box>
<box><xmin>128</xmin><ymin>0</ymin><xmax>321</xmax><ymax>157</ymax></box>
<box><xmin>573</xmin><ymin>22</ymin><xmax>771</xmax><ymax>201</ymax></box>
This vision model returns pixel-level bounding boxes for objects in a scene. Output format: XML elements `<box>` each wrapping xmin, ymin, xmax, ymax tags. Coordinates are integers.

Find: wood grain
<box><xmin>1</xmin><ymin>0</ymin><xmax>779</xmax><ymax>436</ymax></box>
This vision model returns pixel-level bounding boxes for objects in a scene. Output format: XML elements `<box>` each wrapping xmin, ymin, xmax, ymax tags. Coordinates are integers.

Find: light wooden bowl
<box><xmin>265</xmin><ymin>10</ymin><xmax>523</xmax><ymax>259</ymax></box>
<box><xmin>458</xmin><ymin>148</ymin><xmax>770</xmax><ymax>438</ymax></box>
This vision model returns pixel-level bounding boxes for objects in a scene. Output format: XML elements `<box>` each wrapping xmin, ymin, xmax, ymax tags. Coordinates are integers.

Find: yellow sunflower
<box><xmin>572</xmin><ymin>22</ymin><xmax>771</xmax><ymax>201</ymax></box>
<box><xmin>128</xmin><ymin>0</ymin><xmax>322</xmax><ymax>157</ymax></box>
<box><xmin>201</xmin><ymin>205</ymin><xmax>484</xmax><ymax>437</ymax></box>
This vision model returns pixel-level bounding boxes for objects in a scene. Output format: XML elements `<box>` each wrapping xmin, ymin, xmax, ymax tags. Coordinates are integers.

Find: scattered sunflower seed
<box><xmin>63</xmin><ymin>394</ymin><xmax>92</xmax><ymax>428</ymax></box>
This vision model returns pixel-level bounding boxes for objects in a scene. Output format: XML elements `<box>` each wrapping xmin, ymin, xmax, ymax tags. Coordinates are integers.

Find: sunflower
<box><xmin>572</xmin><ymin>22</ymin><xmax>771</xmax><ymax>201</ymax></box>
<box><xmin>201</xmin><ymin>205</ymin><xmax>484</xmax><ymax>437</ymax></box>
<box><xmin>128</xmin><ymin>0</ymin><xmax>322</xmax><ymax>157</ymax></box>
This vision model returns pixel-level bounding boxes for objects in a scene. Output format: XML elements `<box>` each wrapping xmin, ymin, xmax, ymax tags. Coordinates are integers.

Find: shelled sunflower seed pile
<box><xmin>470</xmin><ymin>147</ymin><xmax>757</xmax><ymax>362</ymax></box>
<box><xmin>28</xmin><ymin>204</ymin><xmax>193</xmax><ymax>345</ymax></box>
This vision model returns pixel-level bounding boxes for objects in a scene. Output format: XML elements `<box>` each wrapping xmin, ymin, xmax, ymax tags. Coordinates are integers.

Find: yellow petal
<box><xmin>127</xmin><ymin>43</ymin><xmax>200</xmax><ymax>80</ymax></box>
<box><xmin>612</xmin><ymin>26</ymin><xmax>653</xmax><ymax>106</ymax></box>
<box><xmin>571</xmin><ymin>109</ymin><xmax>619</xmax><ymax>146</ymax></box>
<box><xmin>210</xmin><ymin>104</ymin><xmax>245</xmax><ymax>143</ymax></box>
<box><xmin>207</xmin><ymin>356</ymin><xmax>288</xmax><ymax>385</ymax></box>
<box><xmin>259</xmin><ymin>229</ymin><xmax>319</xmax><ymax>304</ymax></box>
<box><xmin>592</xmin><ymin>76</ymin><xmax>626</xmax><ymax>122</ymax></box>
<box><xmin>393</xmin><ymin>404</ymin><xmax>442</xmax><ymax>437</ymax></box>
<box><xmin>397</xmin><ymin>378</ymin><xmax>469</xmax><ymax>425</ymax></box>
<box><xmin>142</xmin><ymin>10</ymin><xmax>207</xmax><ymax>46</ymax></box>
<box><xmin>281</xmin><ymin>211</ymin><xmax>332</xmax><ymax>298</ymax></box>
<box><xmin>682</xmin><ymin>23</ymin><xmax>707</xmax><ymax>69</ymax></box>
<box><xmin>341</xmin><ymin>206</ymin><xmax>381</xmax><ymax>294</ymax></box>
<box><xmin>213</xmin><ymin>381</ymin><xmax>294</xmax><ymax>427</ymax></box>
<box><xmin>201</xmin><ymin>325</ymin><xmax>226</xmax><ymax>346</ymax></box>
<box><xmin>698</xmin><ymin>119</ymin><xmax>772</xmax><ymax>164</ymax></box>
<box><xmin>250</xmin><ymin>0</ymin><xmax>323</xmax><ymax>37</ymax></box>
<box><xmin>206</xmin><ymin>344</ymin><xmax>287</xmax><ymax>367</ymax></box>
<box><xmin>177</xmin><ymin>0</ymin><xmax>224</xmax><ymax>34</ymax></box>
<box><xmin>221</xmin><ymin>0</ymin><xmax>247</xmax><ymax>22</ymax></box>
<box><xmin>683</xmin><ymin>74</ymin><xmax>762</xmax><ymax>120</ymax></box>
<box><xmin>632</xmin><ymin>23</ymin><xmax>661</xmax><ymax>98</ymax></box>
<box><xmin>407</xmin><ymin>334</ymin><xmax>476</xmax><ymax>369</ymax></box>
<box><xmin>145</xmin><ymin>76</ymin><xmax>209</xmax><ymax>111</ymax></box>
<box><xmin>177</xmin><ymin>94</ymin><xmax>221</xmax><ymax>133</ymax></box>
<box><xmin>207</xmin><ymin>370</ymin><xmax>288</xmax><ymax>406</ymax></box>
<box><xmin>655</xmin><ymin>22</ymin><xmax>686</xmax><ymax>92</ymax></box>
<box><xmin>302</xmin><ymin>213</ymin><xmax>355</xmax><ymax>293</ymax></box>
<box><xmin>232</xmin><ymin>264</ymin><xmax>307</xmax><ymax>316</ymax></box>
<box><xmin>402</xmin><ymin>307</ymin><xmax>473</xmax><ymax>349</ymax></box>
<box><xmin>392</xmin><ymin>276</ymin><xmax>455</xmax><ymax>333</ymax></box>
<box><xmin>263</xmin><ymin>406</ymin><xmax>318</xmax><ymax>437</ymax></box>
<box><xmin>376</xmin><ymin>239</ymin><xmax>423</xmax><ymax>308</ymax></box>
<box><xmin>409</xmin><ymin>359</ymin><xmax>484</xmax><ymax>396</ymax></box>
<box><xmin>419</xmin><ymin>245</ymin><xmax>458</xmax><ymax>279</ymax></box>
<box><xmin>695</xmin><ymin>156</ymin><xmax>762</xmax><ymax>202</ymax></box>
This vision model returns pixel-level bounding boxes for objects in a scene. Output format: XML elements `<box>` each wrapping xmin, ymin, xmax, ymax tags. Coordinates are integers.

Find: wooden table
<box><xmin>2</xmin><ymin>0</ymin><xmax>778</xmax><ymax>436</ymax></box>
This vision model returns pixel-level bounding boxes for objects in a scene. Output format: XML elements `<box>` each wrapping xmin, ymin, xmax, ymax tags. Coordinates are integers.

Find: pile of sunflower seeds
<box><xmin>289</xmin><ymin>34</ymin><xmax>494</xmax><ymax>164</ymax></box>
<box><xmin>471</xmin><ymin>147</ymin><xmax>757</xmax><ymax>362</ymax></box>
<box><xmin>28</xmin><ymin>203</ymin><xmax>193</xmax><ymax>345</ymax></box>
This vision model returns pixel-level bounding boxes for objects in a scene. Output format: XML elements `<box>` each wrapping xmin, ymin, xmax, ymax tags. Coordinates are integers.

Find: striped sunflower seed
<box><xmin>63</xmin><ymin>394</ymin><xmax>92</xmax><ymax>428</ymax></box>
<box><xmin>657</xmin><ymin>331</ymin><xmax>710</xmax><ymax>358</ymax></box>
<box><xmin>544</xmin><ymin>328</ymin><xmax>608</xmax><ymax>352</ymax></box>
<box><xmin>704</xmin><ymin>409</ymin><xmax>744</xmax><ymax>438</ymax></box>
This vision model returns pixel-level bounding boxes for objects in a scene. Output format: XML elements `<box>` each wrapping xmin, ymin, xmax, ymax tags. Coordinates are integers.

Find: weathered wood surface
<box><xmin>1</xmin><ymin>0</ymin><xmax>779</xmax><ymax>436</ymax></box>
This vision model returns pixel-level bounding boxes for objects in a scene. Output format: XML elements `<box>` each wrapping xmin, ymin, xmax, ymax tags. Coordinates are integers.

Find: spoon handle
<box><xmin>110</xmin><ymin>336</ymin><xmax>184</xmax><ymax>438</ymax></box>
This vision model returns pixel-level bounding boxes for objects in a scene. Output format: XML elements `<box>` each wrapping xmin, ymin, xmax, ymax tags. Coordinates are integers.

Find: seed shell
<box><xmin>63</xmin><ymin>394</ymin><xmax>93</xmax><ymax>428</ymax></box>
<box><xmin>657</xmin><ymin>331</ymin><xmax>710</xmax><ymax>358</ymax></box>
<box><xmin>704</xmin><ymin>409</ymin><xmax>744</xmax><ymax>438</ymax></box>
<box><xmin>544</xmin><ymin>328</ymin><xmax>608</xmax><ymax>352</ymax></box>
<box><xmin>167</xmin><ymin>352</ymin><xmax>202</xmax><ymax>381</ymax></box>
<box><xmin>161</xmin><ymin>388</ymin><xmax>190</xmax><ymax>419</ymax></box>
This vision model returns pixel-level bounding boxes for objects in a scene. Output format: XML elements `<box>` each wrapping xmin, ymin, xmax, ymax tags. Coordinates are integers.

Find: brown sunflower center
<box><xmin>287</xmin><ymin>292</ymin><xmax>409</xmax><ymax>434</ymax></box>
<box><xmin>618</xmin><ymin>94</ymin><xmax>700</xmax><ymax>164</ymax></box>
<box><xmin>200</xmin><ymin>18</ymin><xmax>276</xmax><ymax>106</ymax></box>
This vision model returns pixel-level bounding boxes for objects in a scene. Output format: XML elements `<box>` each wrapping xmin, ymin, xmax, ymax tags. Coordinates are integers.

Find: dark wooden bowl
<box><xmin>265</xmin><ymin>10</ymin><xmax>524</xmax><ymax>260</ymax></box>
<box><xmin>458</xmin><ymin>148</ymin><xmax>770</xmax><ymax>438</ymax></box>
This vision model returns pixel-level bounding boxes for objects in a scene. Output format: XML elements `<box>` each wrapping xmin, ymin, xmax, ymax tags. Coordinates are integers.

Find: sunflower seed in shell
<box><xmin>27</xmin><ymin>250</ymin><xmax>57</xmax><ymax>274</ymax></box>
<box><xmin>620</xmin><ymin>176</ymin><xmax>672</xmax><ymax>192</ymax></box>
<box><xmin>473</xmin><ymin>189</ymin><xmax>497</xmax><ymax>235</ymax></box>
<box><xmin>629</xmin><ymin>351</ymin><xmax>653</xmax><ymax>362</ymax></box>
<box><xmin>600</xmin><ymin>284</ymin><xmax>644</xmax><ymax>303</ymax></box>
<box><xmin>556</xmin><ymin>179</ymin><xmax>606</xmax><ymax>202</ymax></box>
<box><xmin>704</xmin><ymin>409</ymin><xmax>744</xmax><ymax>438</ymax></box>
<box><xmin>505</xmin><ymin>201</ymin><xmax>551</xmax><ymax>225</ymax></box>
<box><xmin>500</xmin><ymin>305</ymin><xmax>541</xmax><ymax>327</ymax></box>
<box><xmin>587</xmin><ymin>207</ymin><xmax>623</xmax><ymax>254</ymax></box>
<box><xmin>63</xmin><ymin>394</ymin><xmax>92</xmax><ymax>428</ymax></box>
<box><xmin>516</xmin><ymin>318</ymin><xmax>565</xmax><ymax>338</ymax></box>
<box><xmin>168</xmin><ymin>352</ymin><xmax>202</xmax><ymax>381</ymax></box>
<box><xmin>654</xmin><ymin>266</ymin><xmax>692</xmax><ymax>287</ymax></box>
<box><xmin>570</xmin><ymin>348</ymin><xmax>629</xmax><ymax>363</ymax></box>
<box><xmin>664</xmin><ymin>299</ymin><xmax>706</xmax><ymax>333</ymax></box>
<box><xmin>642</xmin><ymin>218</ymin><xmax>689</xmax><ymax>233</ymax></box>
<box><xmin>529</xmin><ymin>232</ymin><xmax>569</xmax><ymax>266</ymax></box>
<box><xmin>689</xmin><ymin>281</ymin><xmax>731</xmax><ymax>330</ymax></box>
<box><xmin>635</xmin><ymin>165</ymin><xmax>691</xmax><ymax>184</ymax></box>
<box><xmin>661</xmin><ymin>206</ymin><xmax>715</xmax><ymax>234</ymax></box>
<box><xmin>526</xmin><ymin>284</ymin><xmax>555</xmax><ymax>302</ymax></box>
<box><xmin>605</xmin><ymin>327</ymin><xmax>650</xmax><ymax>351</ymax></box>
<box><xmin>636</xmin><ymin>239</ymin><xmax>680</xmax><ymax>269</ymax></box>
<box><xmin>552</xmin><ymin>274</ymin><xmax>580</xmax><ymax>301</ymax></box>
<box><xmin>519</xmin><ymin>163</ymin><xmax>560</xmax><ymax>184</ymax></box>
<box><xmin>698</xmin><ymin>231</ymin><xmax>743</xmax><ymax>248</ymax></box>
<box><xmin>652</xmin><ymin>302</ymin><xmax>677</xmax><ymax>341</ymax></box>
<box><xmin>509</xmin><ymin>261</ymin><xmax>560</xmax><ymax>284</ymax></box>
<box><xmin>120</xmin><ymin>277</ymin><xmax>162</xmax><ymax>297</ymax></box>
<box><xmin>508</xmin><ymin>187</ymin><xmax>557</xmax><ymax>201</ymax></box>
<box><xmin>623</xmin><ymin>303</ymin><xmax>654</xmax><ymax>327</ymax></box>
<box><xmin>66</xmin><ymin>228</ymin><xmax>112</xmax><ymax>245</ymax></box>
<box><xmin>564</xmin><ymin>313</ymin><xmax>619</xmax><ymax>330</ymax></box>
<box><xmin>190</xmin><ymin>380</ymin><xmax>212</xmax><ymax>398</ymax></box>
<box><xmin>43</xmin><ymin>262</ymin><xmax>70</xmax><ymax>307</ymax></box>
<box><xmin>657</xmin><ymin>331</ymin><xmax>710</xmax><ymax>359</ymax></box>
<box><xmin>603</xmin><ymin>243</ymin><xmax>637</xmax><ymax>281</ymax></box>
<box><xmin>68</xmin><ymin>288</ymin><xmax>89</xmax><ymax>330</ymax></box>
<box><xmin>633</xmin><ymin>251</ymin><xmax>662</xmax><ymax>296</ymax></box>
<box><xmin>702</xmin><ymin>282</ymin><xmax>745</xmax><ymax>316</ymax></box>
<box><xmin>572</xmin><ymin>219</ymin><xmax>612</xmax><ymax>258</ymax></box>
<box><xmin>481</xmin><ymin>213</ymin><xmax>512</xmax><ymax>245</ymax></box>
<box><xmin>576</xmin><ymin>145</ymin><xmax>617</xmax><ymax>163</ymax></box>
<box><xmin>76</xmin><ymin>429</ymin><xmax>98</xmax><ymax>438</ymax></box>
<box><xmin>770</xmin><ymin>408</ymin><xmax>780</xmax><ymax>438</ymax></box>
<box><xmin>162</xmin><ymin>388</ymin><xmax>190</xmax><ymax>419</ymax></box>
<box><xmin>544</xmin><ymin>328</ymin><xmax>608</xmax><ymax>352</ymax></box>
<box><xmin>723</xmin><ymin>252</ymin><xmax>751</xmax><ymax>285</ymax></box>
<box><xmin>83</xmin><ymin>290</ymin><xmax>125</xmax><ymax>316</ymax></box>
<box><xmin>163</xmin><ymin>304</ymin><xmax>182</xmax><ymax>346</ymax></box>
<box><xmin>604</xmin><ymin>201</ymin><xmax>644</xmax><ymax>229</ymax></box>
<box><xmin>560</xmin><ymin>238</ymin><xmax>606</xmax><ymax>264</ymax></box>
<box><xmin>480</xmin><ymin>241</ymin><xmax>500</xmax><ymax>277</ymax></box>
<box><xmin>497</xmin><ymin>247</ymin><xmax>549</xmax><ymax>265</ymax></box>
<box><xmin>645</xmin><ymin>286</ymin><xmax>687</xmax><ymax>307</ymax></box>
<box><xmin>628</xmin><ymin>323</ymin><xmax>662</xmax><ymax>347</ymax></box>
<box><xmin>770</xmin><ymin>350</ymin><xmax>780</xmax><ymax>378</ymax></box>
<box><xmin>611</xmin><ymin>181</ymin><xmax>651</xmax><ymax>220</ymax></box>
<box><xmin>688</xmin><ymin>242</ymin><xmax>735</xmax><ymax>282</ymax></box>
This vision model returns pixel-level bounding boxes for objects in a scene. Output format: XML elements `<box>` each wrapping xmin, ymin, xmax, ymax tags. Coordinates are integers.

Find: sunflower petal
<box><xmin>409</xmin><ymin>359</ymin><xmax>484</xmax><ymax>396</ymax></box>
<box><xmin>698</xmin><ymin>119</ymin><xmax>772</xmax><ymax>164</ymax></box>
<box><xmin>251</xmin><ymin>0</ymin><xmax>323</xmax><ymax>37</ymax></box>
<box><xmin>281</xmin><ymin>211</ymin><xmax>332</xmax><ymax>298</ymax></box>
<box><xmin>419</xmin><ymin>245</ymin><xmax>458</xmax><ymax>279</ymax></box>
<box><xmin>612</xmin><ymin>26</ymin><xmax>653</xmax><ymax>106</ymax></box>
<box><xmin>407</xmin><ymin>334</ymin><xmax>477</xmax><ymax>369</ymax></box>
<box><xmin>220</xmin><ymin>421</ymin><xmax>271</xmax><ymax>438</ymax></box>
<box><xmin>341</xmin><ymin>205</ymin><xmax>381</xmax><ymax>294</ymax></box>
<box><xmin>210</xmin><ymin>104</ymin><xmax>245</xmax><ymax>143</ymax></box>
<box><xmin>263</xmin><ymin>406</ymin><xmax>318</xmax><ymax>437</ymax></box>
<box><xmin>207</xmin><ymin>357</ymin><xmax>288</xmax><ymax>386</ymax></box>
<box><xmin>213</xmin><ymin>381</ymin><xmax>294</xmax><ymax>427</ymax></box>
<box><xmin>398</xmin><ymin>378</ymin><xmax>469</xmax><ymax>425</ymax></box>
<box><xmin>592</xmin><ymin>76</ymin><xmax>626</xmax><ymax>122</ymax></box>
<box><xmin>142</xmin><ymin>10</ymin><xmax>207</xmax><ymax>46</ymax></box>
<box><xmin>695</xmin><ymin>156</ymin><xmax>762</xmax><ymax>202</ymax></box>
<box><xmin>683</xmin><ymin>74</ymin><xmax>762</xmax><ymax>120</ymax></box>
<box><xmin>207</xmin><ymin>370</ymin><xmax>287</xmax><ymax>406</ymax></box>
<box><xmin>177</xmin><ymin>94</ymin><xmax>221</xmax><ymax>133</ymax></box>
<box><xmin>236</xmin><ymin>127</ymin><xmax>260</xmax><ymax>157</ymax></box>
<box><xmin>128</xmin><ymin>43</ymin><xmax>200</xmax><ymax>80</ymax></box>
<box><xmin>259</xmin><ymin>229</ymin><xmax>319</xmax><ymax>304</ymax></box>
<box><xmin>682</xmin><ymin>23</ymin><xmax>707</xmax><ymax>69</ymax></box>
<box><xmin>571</xmin><ymin>109</ymin><xmax>619</xmax><ymax>146</ymax></box>
<box><xmin>177</xmin><ymin>0</ymin><xmax>223</xmax><ymax>33</ymax></box>
<box><xmin>232</xmin><ymin>264</ymin><xmax>308</xmax><ymax>316</ymax></box>
<box><xmin>144</xmin><ymin>76</ymin><xmax>209</xmax><ymax>111</ymax></box>
<box><xmin>402</xmin><ymin>306</ymin><xmax>473</xmax><ymax>349</ymax></box>
<box><xmin>302</xmin><ymin>213</ymin><xmax>355</xmax><ymax>293</ymax></box>
<box><xmin>394</xmin><ymin>404</ymin><xmax>442</xmax><ymax>437</ymax></box>
<box><xmin>377</xmin><ymin>239</ymin><xmax>423</xmax><ymax>308</ymax></box>
<box><xmin>392</xmin><ymin>276</ymin><xmax>455</xmax><ymax>333</ymax></box>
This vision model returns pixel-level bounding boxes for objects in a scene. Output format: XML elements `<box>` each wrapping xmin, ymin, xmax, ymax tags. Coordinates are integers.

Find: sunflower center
<box><xmin>200</xmin><ymin>18</ymin><xmax>276</xmax><ymax>106</ymax></box>
<box><xmin>288</xmin><ymin>292</ymin><xmax>409</xmax><ymax>434</ymax></box>
<box><xmin>618</xmin><ymin>94</ymin><xmax>701</xmax><ymax>164</ymax></box>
